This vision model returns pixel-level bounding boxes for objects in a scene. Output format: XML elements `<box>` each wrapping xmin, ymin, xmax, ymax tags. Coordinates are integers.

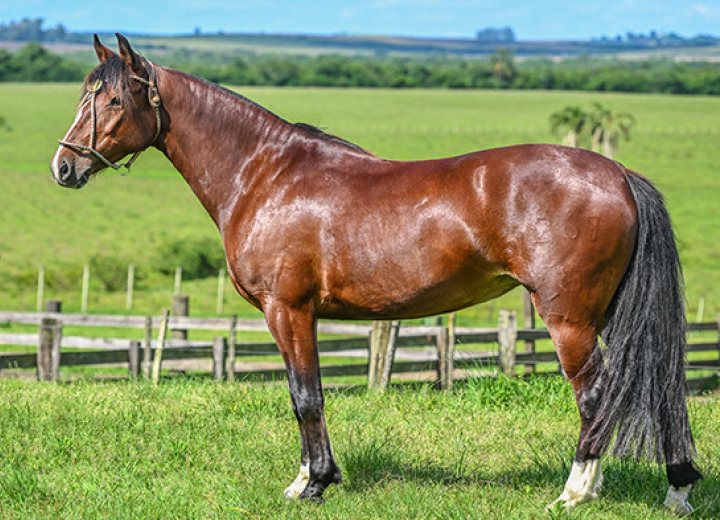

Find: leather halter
<box><xmin>57</xmin><ymin>61</ymin><xmax>162</xmax><ymax>172</ymax></box>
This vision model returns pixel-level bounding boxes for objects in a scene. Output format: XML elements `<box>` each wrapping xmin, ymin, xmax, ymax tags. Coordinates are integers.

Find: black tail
<box><xmin>589</xmin><ymin>170</ymin><xmax>695</xmax><ymax>465</ymax></box>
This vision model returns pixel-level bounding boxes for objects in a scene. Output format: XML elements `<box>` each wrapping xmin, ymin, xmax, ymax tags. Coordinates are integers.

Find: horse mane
<box><xmin>198</xmin><ymin>78</ymin><xmax>372</xmax><ymax>155</ymax></box>
<box><xmin>292</xmin><ymin>122</ymin><xmax>371</xmax><ymax>155</ymax></box>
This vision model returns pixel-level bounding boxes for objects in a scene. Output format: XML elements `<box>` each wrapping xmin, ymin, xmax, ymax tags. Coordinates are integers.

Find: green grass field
<box><xmin>0</xmin><ymin>376</ymin><xmax>718</xmax><ymax>519</ymax></box>
<box><xmin>1</xmin><ymin>84</ymin><xmax>719</xmax><ymax>323</ymax></box>
<box><xmin>1</xmin><ymin>85</ymin><xmax>719</xmax><ymax>517</ymax></box>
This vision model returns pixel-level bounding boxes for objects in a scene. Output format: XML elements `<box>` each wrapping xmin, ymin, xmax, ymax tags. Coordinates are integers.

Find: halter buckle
<box><xmin>87</xmin><ymin>79</ymin><xmax>103</xmax><ymax>92</ymax></box>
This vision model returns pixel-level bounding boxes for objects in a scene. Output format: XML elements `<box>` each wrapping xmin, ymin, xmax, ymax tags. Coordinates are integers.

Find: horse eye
<box><xmin>109</xmin><ymin>97</ymin><xmax>121</xmax><ymax>107</ymax></box>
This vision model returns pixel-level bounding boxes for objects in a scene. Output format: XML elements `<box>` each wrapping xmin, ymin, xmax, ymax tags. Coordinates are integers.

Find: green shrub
<box><xmin>89</xmin><ymin>253</ymin><xmax>141</xmax><ymax>292</ymax></box>
<box><xmin>152</xmin><ymin>235</ymin><xmax>225</xmax><ymax>280</ymax></box>
<box><xmin>45</xmin><ymin>263</ymin><xmax>81</xmax><ymax>292</ymax></box>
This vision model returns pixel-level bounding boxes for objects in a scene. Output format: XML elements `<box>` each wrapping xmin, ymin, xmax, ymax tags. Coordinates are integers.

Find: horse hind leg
<box><xmin>540</xmin><ymin>313</ymin><xmax>608</xmax><ymax>511</ymax></box>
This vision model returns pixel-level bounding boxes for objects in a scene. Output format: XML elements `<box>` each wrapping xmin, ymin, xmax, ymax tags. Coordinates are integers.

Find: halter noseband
<box><xmin>57</xmin><ymin>61</ymin><xmax>162</xmax><ymax>173</ymax></box>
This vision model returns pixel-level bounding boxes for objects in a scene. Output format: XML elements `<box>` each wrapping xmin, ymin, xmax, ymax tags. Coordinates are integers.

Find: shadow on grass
<box><xmin>339</xmin><ymin>427</ymin><xmax>573</xmax><ymax>494</ymax></box>
<box><xmin>340</xmin><ymin>438</ymin><xmax>719</xmax><ymax>517</ymax></box>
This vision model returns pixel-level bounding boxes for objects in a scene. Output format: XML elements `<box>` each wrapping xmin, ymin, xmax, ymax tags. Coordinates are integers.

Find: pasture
<box><xmin>0</xmin><ymin>377</ymin><xmax>718</xmax><ymax>519</ymax></box>
<box><xmin>1</xmin><ymin>85</ymin><xmax>720</xmax><ymax>322</ymax></box>
<box><xmin>1</xmin><ymin>84</ymin><xmax>720</xmax><ymax>517</ymax></box>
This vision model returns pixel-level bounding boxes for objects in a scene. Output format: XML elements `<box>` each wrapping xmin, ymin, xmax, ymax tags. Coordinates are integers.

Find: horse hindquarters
<box><xmin>543</xmin><ymin>171</ymin><xmax>701</xmax><ymax>511</ymax></box>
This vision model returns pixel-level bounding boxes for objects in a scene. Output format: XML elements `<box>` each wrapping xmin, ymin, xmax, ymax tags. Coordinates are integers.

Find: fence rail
<box><xmin>0</xmin><ymin>308</ymin><xmax>718</xmax><ymax>391</ymax></box>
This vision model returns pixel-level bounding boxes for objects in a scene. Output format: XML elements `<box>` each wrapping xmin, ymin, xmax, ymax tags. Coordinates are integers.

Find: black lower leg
<box><xmin>288</xmin><ymin>370</ymin><xmax>341</xmax><ymax>501</ymax></box>
<box><xmin>572</xmin><ymin>348</ymin><xmax>609</xmax><ymax>461</ymax></box>
<box><xmin>296</xmin><ymin>418</ymin><xmax>342</xmax><ymax>500</ymax></box>
<box><xmin>667</xmin><ymin>462</ymin><xmax>702</xmax><ymax>489</ymax></box>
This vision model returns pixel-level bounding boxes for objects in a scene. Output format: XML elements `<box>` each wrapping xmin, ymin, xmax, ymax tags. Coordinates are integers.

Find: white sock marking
<box><xmin>284</xmin><ymin>463</ymin><xmax>310</xmax><ymax>499</ymax></box>
<box><xmin>664</xmin><ymin>485</ymin><xmax>694</xmax><ymax>516</ymax></box>
<box><xmin>547</xmin><ymin>459</ymin><xmax>603</xmax><ymax>510</ymax></box>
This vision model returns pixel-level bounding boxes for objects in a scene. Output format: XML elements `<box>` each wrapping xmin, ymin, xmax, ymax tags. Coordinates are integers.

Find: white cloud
<box><xmin>692</xmin><ymin>4</ymin><xmax>720</xmax><ymax>18</ymax></box>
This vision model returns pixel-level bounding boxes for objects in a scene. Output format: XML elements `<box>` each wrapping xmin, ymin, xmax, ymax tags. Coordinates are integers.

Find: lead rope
<box><xmin>57</xmin><ymin>61</ymin><xmax>162</xmax><ymax>173</ymax></box>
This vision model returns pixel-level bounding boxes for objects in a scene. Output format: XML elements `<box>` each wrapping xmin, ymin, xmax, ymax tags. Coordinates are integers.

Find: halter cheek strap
<box><xmin>57</xmin><ymin>62</ymin><xmax>162</xmax><ymax>173</ymax></box>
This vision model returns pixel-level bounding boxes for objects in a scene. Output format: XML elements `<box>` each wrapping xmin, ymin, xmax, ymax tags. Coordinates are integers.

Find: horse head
<box><xmin>50</xmin><ymin>34</ymin><xmax>162</xmax><ymax>188</ymax></box>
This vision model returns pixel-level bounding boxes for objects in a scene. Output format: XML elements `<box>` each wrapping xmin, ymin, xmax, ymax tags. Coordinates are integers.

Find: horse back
<box><xmin>222</xmin><ymin>143</ymin><xmax>637</xmax><ymax>320</ymax></box>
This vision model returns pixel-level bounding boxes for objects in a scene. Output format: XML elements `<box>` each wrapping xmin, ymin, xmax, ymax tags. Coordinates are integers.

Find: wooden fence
<box><xmin>0</xmin><ymin>307</ymin><xmax>718</xmax><ymax>391</ymax></box>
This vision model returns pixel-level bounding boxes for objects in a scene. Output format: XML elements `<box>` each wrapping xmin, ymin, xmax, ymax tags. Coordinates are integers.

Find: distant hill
<box><xmin>1</xmin><ymin>18</ymin><xmax>719</xmax><ymax>61</ymax></box>
<box><xmin>66</xmin><ymin>32</ymin><xmax>720</xmax><ymax>61</ymax></box>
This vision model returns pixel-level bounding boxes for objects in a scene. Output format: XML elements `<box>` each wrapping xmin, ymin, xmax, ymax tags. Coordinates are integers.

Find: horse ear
<box><xmin>116</xmin><ymin>33</ymin><xmax>147</xmax><ymax>78</ymax></box>
<box><xmin>93</xmin><ymin>34</ymin><xmax>117</xmax><ymax>63</ymax></box>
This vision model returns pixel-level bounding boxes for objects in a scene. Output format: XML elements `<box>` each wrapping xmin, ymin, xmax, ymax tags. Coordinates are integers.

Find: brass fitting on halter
<box><xmin>57</xmin><ymin>61</ymin><xmax>162</xmax><ymax>173</ymax></box>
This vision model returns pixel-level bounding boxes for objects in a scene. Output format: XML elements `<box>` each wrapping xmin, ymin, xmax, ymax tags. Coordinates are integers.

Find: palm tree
<box><xmin>549</xmin><ymin>104</ymin><xmax>635</xmax><ymax>159</ymax></box>
<box><xmin>549</xmin><ymin>106</ymin><xmax>590</xmax><ymax>148</ymax></box>
<box><xmin>590</xmin><ymin>103</ymin><xmax>635</xmax><ymax>159</ymax></box>
<box><xmin>490</xmin><ymin>47</ymin><xmax>517</xmax><ymax>85</ymax></box>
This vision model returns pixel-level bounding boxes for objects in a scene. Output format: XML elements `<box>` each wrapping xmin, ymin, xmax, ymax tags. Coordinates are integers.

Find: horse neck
<box><xmin>154</xmin><ymin>67</ymin><xmax>294</xmax><ymax>229</ymax></box>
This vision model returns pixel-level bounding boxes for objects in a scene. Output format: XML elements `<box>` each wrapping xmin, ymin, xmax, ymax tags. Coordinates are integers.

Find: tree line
<box><xmin>0</xmin><ymin>17</ymin><xmax>69</xmax><ymax>42</ymax></box>
<box><xmin>0</xmin><ymin>43</ymin><xmax>85</xmax><ymax>81</ymax></box>
<box><xmin>1</xmin><ymin>42</ymin><xmax>719</xmax><ymax>95</ymax></box>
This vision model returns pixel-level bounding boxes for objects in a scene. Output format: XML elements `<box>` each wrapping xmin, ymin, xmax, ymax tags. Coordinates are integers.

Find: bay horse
<box><xmin>51</xmin><ymin>34</ymin><xmax>701</xmax><ymax>514</ymax></box>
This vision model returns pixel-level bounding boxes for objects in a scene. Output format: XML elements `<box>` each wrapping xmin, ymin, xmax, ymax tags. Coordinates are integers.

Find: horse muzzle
<box><xmin>51</xmin><ymin>150</ymin><xmax>93</xmax><ymax>189</ymax></box>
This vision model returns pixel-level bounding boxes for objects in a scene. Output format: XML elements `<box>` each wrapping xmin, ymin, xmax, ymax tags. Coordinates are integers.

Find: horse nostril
<box><xmin>59</xmin><ymin>161</ymin><xmax>70</xmax><ymax>180</ymax></box>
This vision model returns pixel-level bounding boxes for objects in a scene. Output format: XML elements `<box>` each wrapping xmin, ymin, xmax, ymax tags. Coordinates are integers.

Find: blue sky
<box><xmin>3</xmin><ymin>1</ymin><xmax>719</xmax><ymax>40</ymax></box>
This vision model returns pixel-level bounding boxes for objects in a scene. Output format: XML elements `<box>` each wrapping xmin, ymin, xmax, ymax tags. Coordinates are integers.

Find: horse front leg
<box><xmin>264</xmin><ymin>301</ymin><xmax>342</xmax><ymax>501</ymax></box>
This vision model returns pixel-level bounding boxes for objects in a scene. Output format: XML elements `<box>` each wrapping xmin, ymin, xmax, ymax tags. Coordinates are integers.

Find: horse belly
<box><xmin>319</xmin><ymin>272</ymin><xmax>518</xmax><ymax>320</ymax></box>
<box><xmin>317</xmin><ymin>231</ymin><xmax>518</xmax><ymax>320</ymax></box>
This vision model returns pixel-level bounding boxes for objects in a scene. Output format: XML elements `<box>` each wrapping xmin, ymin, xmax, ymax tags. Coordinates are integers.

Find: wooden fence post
<box><xmin>448</xmin><ymin>313</ymin><xmax>456</xmax><ymax>359</ymax></box>
<box><xmin>213</xmin><ymin>337</ymin><xmax>227</xmax><ymax>381</ymax></box>
<box><xmin>498</xmin><ymin>309</ymin><xmax>517</xmax><ymax>376</ymax></box>
<box><xmin>45</xmin><ymin>299</ymin><xmax>62</xmax><ymax>313</ymax></box>
<box><xmin>437</xmin><ymin>315</ymin><xmax>456</xmax><ymax>391</ymax></box>
<box><xmin>172</xmin><ymin>294</ymin><xmax>189</xmax><ymax>340</ymax></box>
<box><xmin>143</xmin><ymin>316</ymin><xmax>153</xmax><ymax>380</ymax></box>
<box><xmin>38</xmin><ymin>317</ymin><xmax>62</xmax><ymax>382</ymax></box>
<box><xmin>36</xmin><ymin>265</ymin><xmax>45</xmax><ymax>312</ymax></box>
<box><xmin>367</xmin><ymin>320</ymin><xmax>400</xmax><ymax>391</ymax></box>
<box><xmin>126</xmin><ymin>264</ymin><xmax>135</xmax><ymax>312</ymax></box>
<box><xmin>128</xmin><ymin>340</ymin><xmax>140</xmax><ymax>379</ymax></box>
<box><xmin>227</xmin><ymin>315</ymin><xmax>237</xmax><ymax>381</ymax></box>
<box><xmin>81</xmin><ymin>264</ymin><xmax>90</xmax><ymax>314</ymax></box>
<box><xmin>217</xmin><ymin>269</ymin><xmax>226</xmax><ymax>315</ymax></box>
<box><xmin>151</xmin><ymin>309</ymin><xmax>170</xmax><ymax>384</ymax></box>
<box><xmin>523</xmin><ymin>290</ymin><xmax>536</xmax><ymax>374</ymax></box>
<box><xmin>174</xmin><ymin>267</ymin><xmax>183</xmax><ymax>295</ymax></box>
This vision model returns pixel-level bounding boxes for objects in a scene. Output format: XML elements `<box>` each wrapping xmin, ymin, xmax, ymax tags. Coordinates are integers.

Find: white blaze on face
<box><xmin>52</xmin><ymin>94</ymin><xmax>92</xmax><ymax>181</ymax></box>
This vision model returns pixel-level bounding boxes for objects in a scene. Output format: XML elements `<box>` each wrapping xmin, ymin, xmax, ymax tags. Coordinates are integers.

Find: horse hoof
<box><xmin>298</xmin><ymin>483</ymin><xmax>326</xmax><ymax>503</ymax></box>
<box><xmin>546</xmin><ymin>492</ymin><xmax>599</xmax><ymax>512</ymax></box>
<box><xmin>664</xmin><ymin>485</ymin><xmax>694</xmax><ymax>517</ymax></box>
